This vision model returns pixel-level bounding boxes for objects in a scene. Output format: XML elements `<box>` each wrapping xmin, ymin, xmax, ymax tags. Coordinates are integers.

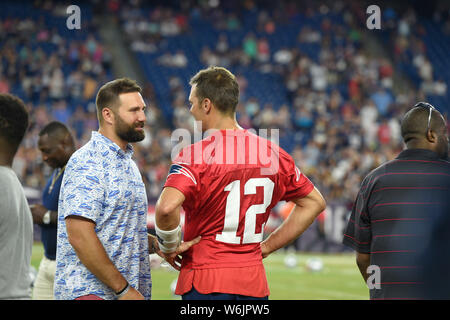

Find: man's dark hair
<box><xmin>0</xmin><ymin>93</ymin><xmax>29</xmax><ymax>150</ymax></box>
<box><xmin>39</xmin><ymin>121</ymin><xmax>74</xmax><ymax>145</ymax></box>
<box><xmin>39</xmin><ymin>121</ymin><xmax>70</xmax><ymax>137</ymax></box>
<box><xmin>189</xmin><ymin>66</ymin><xmax>239</xmax><ymax>115</ymax></box>
<box><xmin>401</xmin><ymin>103</ymin><xmax>445</xmax><ymax>143</ymax></box>
<box><xmin>95</xmin><ymin>78</ymin><xmax>142</xmax><ymax>123</ymax></box>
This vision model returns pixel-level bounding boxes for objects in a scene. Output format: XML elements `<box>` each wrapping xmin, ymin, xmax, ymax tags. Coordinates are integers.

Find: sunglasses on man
<box><xmin>414</xmin><ymin>102</ymin><xmax>436</xmax><ymax>132</ymax></box>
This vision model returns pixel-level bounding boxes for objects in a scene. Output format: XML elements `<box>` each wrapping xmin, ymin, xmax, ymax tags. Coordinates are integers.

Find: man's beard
<box><xmin>114</xmin><ymin>113</ymin><xmax>145</xmax><ymax>143</ymax></box>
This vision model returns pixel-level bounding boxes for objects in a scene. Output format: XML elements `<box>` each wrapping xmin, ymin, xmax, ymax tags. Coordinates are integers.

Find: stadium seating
<box><xmin>3</xmin><ymin>0</ymin><xmax>449</xmax><ymax>252</ymax></box>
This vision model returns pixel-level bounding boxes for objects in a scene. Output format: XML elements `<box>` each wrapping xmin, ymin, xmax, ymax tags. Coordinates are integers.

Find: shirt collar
<box><xmin>91</xmin><ymin>131</ymin><xmax>134</xmax><ymax>159</ymax></box>
<box><xmin>396</xmin><ymin>148</ymin><xmax>442</xmax><ymax>161</ymax></box>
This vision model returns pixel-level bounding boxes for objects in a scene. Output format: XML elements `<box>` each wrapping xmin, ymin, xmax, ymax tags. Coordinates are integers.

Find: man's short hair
<box><xmin>0</xmin><ymin>93</ymin><xmax>29</xmax><ymax>149</ymax></box>
<box><xmin>189</xmin><ymin>66</ymin><xmax>239</xmax><ymax>115</ymax></box>
<box><xmin>39</xmin><ymin>121</ymin><xmax>73</xmax><ymax>142</ymax></box>
<box><xmin>95</xmin><ymin>78</ymin><xmax>142</xmax><ymax>123</ymax></box>
<box><xmin>401</xmin><ymin>103</ymin><xmax>445</xmax><ymax>143</ymax></box>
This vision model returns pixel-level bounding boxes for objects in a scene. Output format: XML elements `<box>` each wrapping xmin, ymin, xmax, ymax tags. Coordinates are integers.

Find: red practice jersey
<box><xmin>164</xmin><ymin>129</ymin><xmax>314</xmax><ymax>296</ymax></box>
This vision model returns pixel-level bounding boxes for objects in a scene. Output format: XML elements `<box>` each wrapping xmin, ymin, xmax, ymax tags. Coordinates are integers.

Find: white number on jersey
<box><xmin>215</xmin><ymin>178</ymin><xmax>275</xmax><ymax>244</ymax></box>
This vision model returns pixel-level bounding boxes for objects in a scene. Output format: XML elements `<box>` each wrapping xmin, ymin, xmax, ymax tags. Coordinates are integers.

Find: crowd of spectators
<box><xmin>116</xmin><ymin>0</ymin><xmax>429</xmax><ymax>206</ymax></box>
<box><xmin>0</xmin><ymin>1</ymin><xmax>112</xmax><ymax>189</ymax></box>
<box><xmin>383</xmin><ymin>4</ymin><xmax>449</xmax><ymax>99</ymax></box>
<box><xmin>2</xmin><ymin>0</ymin><xmax>449</xmax><ymax>219</ymax></box>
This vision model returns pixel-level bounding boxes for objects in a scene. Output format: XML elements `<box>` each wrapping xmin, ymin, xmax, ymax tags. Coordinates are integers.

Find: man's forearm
<box><xmin>75</xmin><ymin>237</ymin><xmax>126</xmax><ymax>292</ymax></box>
<box><xmin>67</xmin><ymin>218</ymin><xmax>127</xmax><ymax>293</ymax></box>
<box><xmin>262</xmin><ymin>204</ymin><xmax>319</xmax><ymax>255</ymax></box>
<box><xmin>356</xmin><ymin>253</ymin><xmax>371</xmax><ymax>283</ymax></box>
<box><xmin>155</xmin><ymin>205</ymin><xmax>181</xmax><ymax>230</ymax></box>
<box><xmin>155</xmin><ymin>187</ymin><xmax>184</xmax><ymax>230</ymax></box>
<box><xmin>261</xmin><ymin>188</ymin><xmax>326</xmax><ymax>257</ymax></box>
<box><xmin>148</xmin><ymin>233</ymin><xmax>160</xmax><ymax>254</ymax></box>
<box><xmin>50</xmin><ymin>210</ymin><xmax>58</xmax><ymax>224</ymax></box>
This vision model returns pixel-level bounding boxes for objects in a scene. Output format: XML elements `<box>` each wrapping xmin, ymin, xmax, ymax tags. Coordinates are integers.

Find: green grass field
<box><xmin>32</xmin><ymin>242</ymin><xmax>368</xmax><ymax>300</ymax></box>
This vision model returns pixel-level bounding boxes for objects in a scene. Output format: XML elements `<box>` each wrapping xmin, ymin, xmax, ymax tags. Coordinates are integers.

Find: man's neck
<box><xmin>0</xmin><ymin>142</ymin><xmax>15</xmax><ymax>167</ymax></box>
<box><xmin>98</xmin><ymin>127</ymin><xmax>128</xmax><ymax>151</ymax></box>
<box><xmin>207</xmin><ymin>115</ymin><xmax>242</xmax><ymax>131</ymax></box>
<box><xmin>405</xmin><ymin>140</ymin><xmax>434</xmax><ymax>153</ymax></box>
<box><xmin>0</xmin><ymin>155</ymin><xmax>14</xmax><ymax>167</ymax></box>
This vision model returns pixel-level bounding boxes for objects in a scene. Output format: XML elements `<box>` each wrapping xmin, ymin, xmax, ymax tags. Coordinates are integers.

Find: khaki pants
<box><xmin>32</xmin><ymin>256</ymin><xmax>56</xmax><ymax>300</ymax></box>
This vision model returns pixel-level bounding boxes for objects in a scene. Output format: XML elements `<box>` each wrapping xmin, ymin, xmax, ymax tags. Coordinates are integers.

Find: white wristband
<box><xmin>155</xmin><ymin>224</ymin><xmax>182</xmax><ymax>253</ymax></box>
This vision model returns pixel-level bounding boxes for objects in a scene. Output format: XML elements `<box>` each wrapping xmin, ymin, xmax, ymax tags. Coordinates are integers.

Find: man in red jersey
<box><xmin>155</xmin><ymin>66</ymin><xmax>326</xmax><ymax>300</ymax></box>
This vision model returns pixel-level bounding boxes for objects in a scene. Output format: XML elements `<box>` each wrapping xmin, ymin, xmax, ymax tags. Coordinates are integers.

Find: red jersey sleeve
<box><xmin>163</xmin><ymin>147</ymin><xmax>200</xmax><ymax>201</ymax></box>
<box><xmin>279</xmin><ymin>153</ymin><xmax>314</xmax><ymax>202</ymax></box>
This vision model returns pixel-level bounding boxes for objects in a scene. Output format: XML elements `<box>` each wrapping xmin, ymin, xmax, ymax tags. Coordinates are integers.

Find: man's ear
<box><xmin>426</xmin><ymin>129</ymin><xmax>437</xmax><ymax>144</ymax></box>
<box><xmin>102</xmin><ymin>107</ymin><xmax>115</xmax><ymax>125</ymax></box>
<box><xmin>61</xmin><ymin>133</ymin><xmax>74</xmax><ymax>151</ymax></box>
<box><xmin>58</xmin><ymin>134</ymin><xmax>69</xmax><ymax>151</ymax></box>
<box><xmin>203</xmin><ymin>98</ymin><xmax>212</xmax><ymax>114</ymax></box>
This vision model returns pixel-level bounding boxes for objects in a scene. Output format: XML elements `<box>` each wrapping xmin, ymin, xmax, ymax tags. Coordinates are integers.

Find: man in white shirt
<box><xmin>0</xmin><ymin>93</ymin><xmax>33</xmax><ymax>300</ymax></box>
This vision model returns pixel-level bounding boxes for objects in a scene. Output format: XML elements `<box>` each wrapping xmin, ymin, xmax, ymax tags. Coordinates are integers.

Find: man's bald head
<box><xmin>401</xmin><ymin>102</ymin><xmax>448</xmax><ymax>160</ymax></box>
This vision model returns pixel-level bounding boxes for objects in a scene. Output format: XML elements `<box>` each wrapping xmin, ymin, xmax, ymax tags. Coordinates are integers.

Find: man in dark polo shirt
<box><xmin>343</xmin><ymin>102</ymin><xmax>449</xmax><ymax>300</ymax></box>
<box><xmin>30</xmin><ymin>122</ymin><xmax>76</xmax><ymax>299</ymax></box>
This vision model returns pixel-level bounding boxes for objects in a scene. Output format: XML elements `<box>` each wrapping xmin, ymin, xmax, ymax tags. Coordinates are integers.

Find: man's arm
<box><xmin>356</xmin><ymin>252</ymin><xmax>371</xmax><ymax>283</ymax></box>
<box><xmin>148</xmin><ymin>233</ymin><xmax>163</xmax><ymax>256</ymax></box>
<box><xmin>155</xmin><ymin>187</ymin><xmax>200</xmax><ymax>270</ymax></box>
<box><xmin>260</xmin><ymin>187</ymin><xmax>326</xmax><ymax>258</ymax></box>
<box><xmin>30</xmin><ymin>204</ymin><xmax>57</xmax><ymax>224</ymax></box>
<box><xmin>65</xmin><ymin>216</ymin><xmax>143</xmax><ymax>300</ymax></box>
<box><xmin>155</xmin><ymin>187</ymin><xmax>184</xmax><ymax>230</ymax></box>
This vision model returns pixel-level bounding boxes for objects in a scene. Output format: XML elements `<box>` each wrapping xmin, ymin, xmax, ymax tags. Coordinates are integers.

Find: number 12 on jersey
<box><xmin>216</xmin><ymin>178</ymin><xmax>275</xmax><ymax>244</ymax></box>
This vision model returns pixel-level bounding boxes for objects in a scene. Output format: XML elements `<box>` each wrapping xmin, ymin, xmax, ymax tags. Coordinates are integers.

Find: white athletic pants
<box><xmin>32</xmin><ymin>256</ymin><xmax>56</xmax><ymax>300</ymax></box>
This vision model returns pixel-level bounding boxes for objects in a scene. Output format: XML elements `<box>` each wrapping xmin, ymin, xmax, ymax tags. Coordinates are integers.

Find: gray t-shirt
<box><xmin>0</xmin><ymin>166</ymin><xmax>33</xmax><ymax>299</ymax></box>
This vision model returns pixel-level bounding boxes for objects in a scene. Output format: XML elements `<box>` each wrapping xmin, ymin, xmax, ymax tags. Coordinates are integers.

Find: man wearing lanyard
<box><xmin>30</xmin><ymin>121</ymin><xmax>76</xmax><ymax>300</ymax></box>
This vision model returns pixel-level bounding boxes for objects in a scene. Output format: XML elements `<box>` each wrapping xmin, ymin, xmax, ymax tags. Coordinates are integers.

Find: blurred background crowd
<box><xmin>1</xmin><ymin>0</ymin><xmax>449</xmax><ymax>250</ymax></box>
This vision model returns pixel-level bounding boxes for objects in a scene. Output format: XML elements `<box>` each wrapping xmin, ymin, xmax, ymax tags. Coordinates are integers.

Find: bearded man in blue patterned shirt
<box><xmin>55</xmin><ymin>78</ymin><xmax>162</xmax><ymax>300</ymax></box>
